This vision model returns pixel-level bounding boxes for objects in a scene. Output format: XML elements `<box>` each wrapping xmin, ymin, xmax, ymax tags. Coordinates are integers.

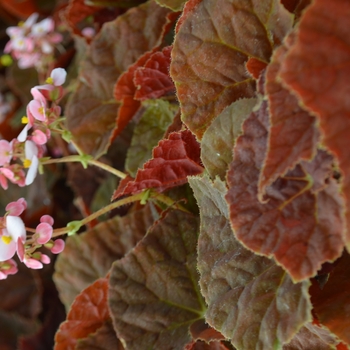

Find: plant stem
<box><xmin>41</xmin><ymin>155</ymin><xmax>127</xmax><ymax>179</ymax></box>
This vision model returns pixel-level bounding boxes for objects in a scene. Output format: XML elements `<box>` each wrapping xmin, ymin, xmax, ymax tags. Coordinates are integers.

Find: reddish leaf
<box><xmin>245</xmin><ymin>58</ymin><xmax>268</xmax><ymax>80</ymax></box>
<box><xmin>0</xmin><ymin>0</ymin><xmax>38</xmax><ymax>18</ymax></box>
<box><xmin>225</xmin><ymin>100</ymin><xmax>344</xmax><ymax>281</ymax></box>
<box><xmin>134</xmin><ymin>46</ymin><xmax>175</xmax><ymax>100</ymax></box>
<box><xmin>279</xmin><ymin>0</ymin><xmax>350</xmax><ymax>248</ymax></box>
<box><xmin>53</xmin><ymin>205</ymin><xmax>154</xmax><ymax>308</ymax></box>
<box><xmin>54</xmin><ymin>278</ymin><xmax>110</xmax><ymax>350</ymax></box>
<box><xmin>190</xmin><ymin>320</ymin><xmax>225</xmax><ymax>342</ymax></box>
<box><xmin>170</xmin><ymin>0</ymin><xmax>293</xmax><ymax>138</ymax></box>
<box><xmin>259</xmin><ymin>37</ymin><xmax>318</xmax><ymax>194</ymax></box>
<box><xmin>189</xmin><ymin>175</ymin><xmax>312</xmax><ymax>349</ymax></box>
<box><xmin>75</xmin><ymin>320</ymin><xmax>124</xmax><ymax>350</ymax></box>
<box><xmin>108</xmin><ymin>210</ymin><xmax>205</xmax><ymax>350</ymax></box>
<box><xmin>185</xmin><ymin>340</ymin><xmax>230</xmax><ymax>350</ymax></box>
<box><xmin>113</xmin><ymin>130</ymin><xmax>203</xmax><ymax>199</ymax></box>
<box><xmin>66</xmin><ymin>1</ymin><xmax>172</xmax><ymax>156</ymax></box>
<box><xmin>284</xmin><ymin>323</ymin><xmax>339</xmax><ymax>349</ymax></box>
<box><xmin>310</xmin><ymin>251</ymin><xmax>350</xmax><ymax>344</ymax></box>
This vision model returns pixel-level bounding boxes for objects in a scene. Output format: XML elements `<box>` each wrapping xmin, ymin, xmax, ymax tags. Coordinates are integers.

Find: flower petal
<box><xmin>0</xmin><ymin>239</ymin><xmax>16</xmax><ymax>261</ymax></box>
<box><xmin>6</xmin><ymin>198</ymin><xmax>27</xmax><ymax>216</ymax></box>
<box><xmin>36</xmin><ymin>222</ymin><xmax>52</xmax><ymax>244</ymax></box>
<box><xmin>25</xmin><ymin>154</ymin><xmax>39</xmax><ymax>185</ymax></box>
<box><xmin>6</xmin><ymin>215</ymin><xmax>26</xmax><ymax>242</ymax></box>
<box><xmin>51</xmin><ymin>239</ymin><xmax>65</xmax><ymax>254</ymax></box>
<box><xmin>50</xmin><ymin>68</ymin><xmax>67</xmax><ymax>86</ymax></box>
<box><xmin>40</xmin><ymin>215</ymin><xmax>54</xmax><ymax>226</ymax></box>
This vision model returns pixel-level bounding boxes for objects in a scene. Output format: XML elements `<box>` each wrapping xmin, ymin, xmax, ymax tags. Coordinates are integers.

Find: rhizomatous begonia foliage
<box><xmin>0</xmin><ymin>0</ymin><xmax>349</xmax><ymax>349</ymax></box>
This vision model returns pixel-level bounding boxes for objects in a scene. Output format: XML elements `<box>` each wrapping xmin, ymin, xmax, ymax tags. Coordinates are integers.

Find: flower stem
<box><xmin>41</xmin><ymin>155</ymin><xmax>126</xmax><ymax>179</ymax></box>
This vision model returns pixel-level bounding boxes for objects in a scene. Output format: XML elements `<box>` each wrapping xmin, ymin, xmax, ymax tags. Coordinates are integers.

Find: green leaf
<box><xmin>53</xmin><ymin>205</ymin><xmax>155</xmax><ymax>309</ymax></box>
<box><xmin>125</xmin><ymin>99</ymin><xmax>177</xmax><ymax>177</ymax></box>
<box><xmin>170</xmin><ymin>0</ymin><xmax>294</xmax><ymax>138</ymax></box>
<box><xmin>188</xmin><ymin>175</ymin><xmax>312</xmax><ymax>350</ymax></box>
<box><xmin>108</xmin><ymin>209</ymin><xmax>205</xmax><ymax>350</ymax></box>
<box><xmin>201</xmin><ymin>97</ymin><xmax>257</xmax><ymax>180</ymax></box>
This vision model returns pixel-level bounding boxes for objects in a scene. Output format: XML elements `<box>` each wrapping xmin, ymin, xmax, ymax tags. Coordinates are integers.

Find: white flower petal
<box><xmin>0</xmin><ymin>239</ymin><xmax>16</xmax><ymax>261</ymax></box>
<box><xmin>25</xmin><ymin>154</ymin><xmax>39</xmax><ymax>185</ymax></box>
<box><xmin>51</xmin><ymin>68</ymin><xmax>67</xmax><ymax>86</ymax></box>
<box><xmin>25</xmin><ymin>140</ymin><xmax>38</xmax><ymax>159</ymax></box>
<box><xmin>17</xmin><ymin>124</ymin><xmax>31</xmax><ymax>142</ymax></box>
<box><xmin>24</xmin><ymin>13</ymin><xmax>39</xmax><ymax>28</ymax></box>
<box><xmin>6</xmin><ymin>216</ymin><xmax>26</xmax><ymax>242</ymax></box>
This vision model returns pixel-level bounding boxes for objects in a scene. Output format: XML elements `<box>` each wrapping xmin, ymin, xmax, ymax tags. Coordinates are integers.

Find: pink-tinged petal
<box><xmin>17</xmin><ymin>53</ymin><xmax>40</xmax><ymax>69</ymax></box>
<box><xmin>40</xmin><ymin>254</ymin><xmax>50</xmax><ymax>264</ymax></box>
<box><xmin>36</xmin><ymin>222</ymin><xmax>52</xmax><ymax>244</ymax></box>
<box><xmin>0</xmin><ymin>140</ymin><xmax>12</xmax><ymax>165</ymax></box>
<box><xmin>31</xmin><ymin>18</ymin><xmax>54</xmax><ymax>36</ymax></box>
<box><xmin>6</xmin><ymin>26</ymin><xmax>24</xmax><ymax>38</ymax></box>
<box><xmin>0</xmin><ymin>173</ymin><xmax>8</xmax><ymax>190</ymax></box>
<box><xmin>24</xmin><ymin>257</ymin><xmax>43</xmax><ymax>269</ymax></box>
<box><xmin>82</xmin><ymin>27</ymin><xmax>95</xmax><ymax>39</ymax></box>
<box><xmin>0</xmin><ymin>239</ymin><xmax>16</xmax><ymax>261</ymax></box>
<box><xmin>40</xmin><ymin>215</ymin><xmax>54</xmax><ymax>226</ymax></box>
<box><xmin>6</xmin><ymin>216</ymin><xmax>26</xmax><ymax>242</ymax></box>
<box><xmin>6</xmin><ymin>198</ymin><xmax>27</xmax><ymax>216</ymax></box>
<box><xmin>0</xmin><ymin>272</ymin><xmax>7</xmax><ymax>279</ymax></box>
<box><xmin>51</xmin><ymin>239</ymin><xmax>65</xmax><ymax>254</ymax></box>
<box><xmin>32</xmin><ymin>129</ymin><xmax>48</xmax><ymax>145</ymax></box>
<box><xmin>24</xmin><ymin>13</ymin><xmax>39</xmax><ymax>28</ymax></box>
<box><xmin>4</xmin><ymin>41</ymin><xmax>13</xmax><ymax>53</ymax></box>
<box><xmin>28</xmin><ymin>100</ymin><xmax>46</xmax><ymax>121</ymax></box>
<box><xmin>16</xmin><ymin>238</ymin><xmax>24</xmax><ymax>262</ymax></box>
<box><xmin>34</xmin><ymin>84</ymin><xmax>54</xmax><ymax>92</ymax></box>
<box><xmin>30</xmin><ymin>87</ymin><xmax>47</xmax><ymax>103</ymax></box>
<box><xmin>0</xmin><ymin>167</ymin><xmax>15</xmax><ymax>181</ymax></box>
<box><xmin>50</xmin><ymin>33</ymin><xmax>63</xmax><ymax>44</ymax></box>
<box><xmin>6</xmin><ymin>259</ymin><xmax>18</xmax><ymax>275</ymax></box>
<box><xmin>50</xmin><ymin>68</ymin><xmax>67</xmax><ymax>86</ymax></box>
<box><xmin>41</xmin><ymin>41</ymin><xmax>53</xmax><ymax>54</ymax></box>
<box><xmin>25</xmin><ymin>154</ymin><xmax>39</xmax><ymax>185</ymax></box>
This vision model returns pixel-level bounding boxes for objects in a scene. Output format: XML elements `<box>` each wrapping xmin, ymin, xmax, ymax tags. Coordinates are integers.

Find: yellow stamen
<box><xmin>38</xmin><ymin>107</ymin><xmax>45</xmax><ymax>115</ymax></box>
<box><xmin>18</xmin><ymin>21</ymin><xmax>24</xmax><ymax>27</ymax></box>
<box><xmin>46</xmin><ymin>77</ymin><xmax>54</xmax><ymax>84</ymax></box>
<box><xmin>23</xmin><ymin>159</ymin><xmax>32</xmax><ymax>168</ymax></box>
<box><xmin>21</xmin><ymin>116</ymin><xmax>29</xmax><ymax>124</ymax></box>
<box><xmin>1</xmin><ymin>236</ymin><xmax>12</xmax><ymax>245</ymax></box>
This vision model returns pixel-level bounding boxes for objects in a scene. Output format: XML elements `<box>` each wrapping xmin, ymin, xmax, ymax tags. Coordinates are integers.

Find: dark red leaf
<box><xmin>279</xmin><ymin>0</ymin><xmax>350</xmax><ymax>249</ymax></box>
<box><xmin>134</xmin><ymin>46</ymin><xmax>175</xmax><ymax>100</ymax></box>
<box><xmin>113</xmin><ymin>130</ymin><xmax>203</xmax><ymax>199</ymax></box>
<box><xmin>245</xmin><ymin>58</ymin><xmax>268</xmax><ymax>80</ymax></box>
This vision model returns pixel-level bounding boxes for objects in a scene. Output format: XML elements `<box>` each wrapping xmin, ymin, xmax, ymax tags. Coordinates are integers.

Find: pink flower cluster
<box><xmin>0</xmin><ymin>68</ymin><xmax>66</xmax><ymax>188</ymax></box>
<box><xmin>0</xmin><ymin>198</ymin><xmax>65</xmax><ymax>279</ymax></box>
<box><xmin>4</xmin><ymin>13</ymin><xmax>62</xmax><ymax>69</ymax></box>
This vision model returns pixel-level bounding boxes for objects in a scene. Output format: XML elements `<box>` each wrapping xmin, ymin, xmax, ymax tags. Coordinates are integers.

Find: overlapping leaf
<box><xmin>134</xmin><ymin>46</ymin><xmax>175</xmax><ymax>100</ymax></box>
<box><xmin>108</xmin><ymin>210</ymin><xmax>205</xmax><ymax>350</ymax></box>
<box><xmin>310</xmin><ymin>251</ymin><xmax>350</xmax><ymax>345</ymax></box>
<box><xmin>155</xmin><ymin>0</ymin><xmax>186</xmax><ymax>11</ymax></box>
<box><xmin>66</xmin><ymin>0</ymin><xmax>172</xmax><ymax>157</ymax></box>
<box><xmin>189</xmin><ymin>175</ymin><xmax>311</xmax><ymax>350</ymax></box>
<box><xmin>201</xmin><ymin>98</ymin><xmax>257</xmax><ymax>180</ymax></box>
<box><xmin>53</xmin><ymin>205</ymin><xmax>154</xmax><ymax>309</ymax></box>
<box><xmin>125</xmin><ymin>99</ymin><xmax>177</xmax><ymax>177</ymax></box>
<box><xmin>284</xmin><ymin>323</ymin><xmax>339</xmax><ymax>349</ymax></box>
<box><xmin>225</xmin><ymin>100</ymin><xmax>344</xmax><ymax>281</ymax></box>
<box><xmin>279</xmin><ymin>0</ymin><xmax>350</xmax><ymax>248</ymax></box>
<box><xmin>113</xmin><ymin>129</ymin><xmax>203</xmax><ymax>198</ymax></box>
<box><xmin>54</xmin><ymin>278</ymin><xmax>112</xmax><ymax>350</ymax></box>
<box><xmin>260</xmin><ymin>38</ymin><xmax>317</xmax><ymax>193</ymax></box>
<box><xmin>170</xmin><ymin>0</ymin><xmax>293</xmax><ymax>138</ymax></box>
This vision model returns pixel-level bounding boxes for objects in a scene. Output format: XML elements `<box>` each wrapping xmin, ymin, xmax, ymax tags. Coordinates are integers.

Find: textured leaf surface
<box><xmin>189</xmin><ymin>175</ymin><xmax>311</xmax><ymax>350</ymax></box>
<box><xmin>53</xmin><ymin>205</ymin><xmax>154</xmax><ymax>309</ymax></box>
<box><xmin>113</xmin><ymin>129</ymin><xmax>203</xmax><ymax>198</ymax></box>
<box><xmin>108</xmin><ymin>210</ymin><xmax>205</xmax><ymax>350</ymax></box>
<box><xmin>134</xmin><ymin>46</ymin><xmax>175</xmax><ymax>100</ymax></box>
<box><xmin>75</xmin><ymin>320</ymin><xmax>124</xmax><ymax>350</ymax></box>
<box><xmin>279</xmin><ymin>0</ymin><xmax>350</xmax><ymax>248</ymax></box>
<box><xmin>225</xmin><ymin>101</ymin><xmax>344</xmax><ymax>281</ymax></box>
<box><xmin>310</xmin><ymin>251</ymin><xmax>350</xmax><ymax>344</ymax></box>
<box><xmin>170</xmin><ymin>0</ymin><xmax>293</xmax><ymax>138</ymax></box>
<box><xmin>66</xmin><ymin>1</ymin><xmax>171</xmax><ymax>156</ymax></box>
<box><xmin>125</xmin><ymin>99</ymin><xmax>177</xmax><ymax>177</ymax></box>
<box><xmin>260</xmin><ymin>38</ymin><xmax>317</xmax><ymax>193</ymax></box>
<box><xmin>54</xmin><ymin>278</ymin><xmax>110</xmax><ymax>350</ymax></box>
<box><xmin>201</xmin><ymin>98</ymin><xmax>257</xmax><ymax>180</ymax></box>
<box><xmin>284</xmin><ymin>323</ymin><xmax>338</xmax><ymax>350</ymax></box>
<box><xmin>155</xmin><ymin>0</ymin><xmax>186</xmax><ymax>11</ymax></box>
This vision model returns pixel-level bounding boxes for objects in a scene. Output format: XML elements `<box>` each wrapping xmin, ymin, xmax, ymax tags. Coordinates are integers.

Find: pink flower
<box><xmin>5</xmin><ymin>198</ymin><xmax>27</xmax><ymax>216</ymax></box>
<box><xmin>0</xmin><ymin>215</ymin><xmax>26</xmax><ymax>262</ymax></box>
<box><xmin>0</xmin><ymin>140</ymin><xmax>13</xmax><ymax>165</ymax></box>
<box><xmin>0</xmin><ymin>259</ymin><xmax>18</xmax><ymax>280</ymax></box>
<box><xmin>50</xmin><ymin>239</ymin><xmax>65</xmax><ymax>254</ymax></box>
<box><xmin>35</xmin><ymin>215</ymin><xmax>54</xmax><ymax>244</ymax></box>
